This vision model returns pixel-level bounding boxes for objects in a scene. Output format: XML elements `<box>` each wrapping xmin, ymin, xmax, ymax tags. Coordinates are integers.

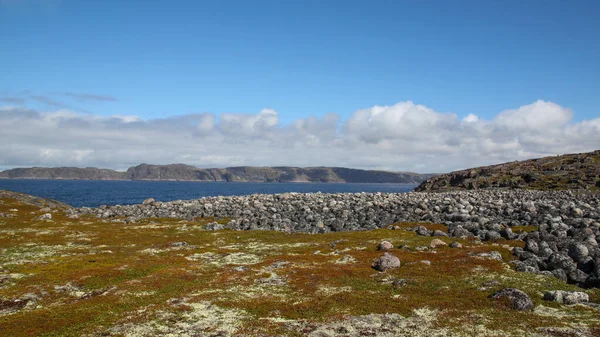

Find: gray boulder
<box><xmin>543</xmin><ymin>290</ymin><xmax>589</xmax><ymax>305</ymax></box>
<box><xmin>567</xmin><ymin>242</ymin><xmax>589</xmax><ymax>262</ymax></box>
<box><xmin>372</xmin><ymin>253</ymin><xmax>401</xmax><ymax>272</ymax></box>
<box><xmin>205</xmin><ymin>222</ymin><xmax>224</xmax><ymax>231</ymax></box>
<box><xmin>377</xmin><ymin>241</ymin><xmax>393</xmax><ymax>251</ymax></box>
<box><xmin>489</xmin><ymin>288</ymin><xmax>534</xmax><ymax>311</ymax></box>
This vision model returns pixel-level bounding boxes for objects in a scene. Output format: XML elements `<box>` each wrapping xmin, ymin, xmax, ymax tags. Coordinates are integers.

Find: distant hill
<box><xmin>0</xmin><ymin>164</ymin><xmax>434</xmax><ymax>184</ymax></box>
<box><xmin>415</xmin><ymin>150</ymin><xmax>600</xmax><ymax>192</ymax></box>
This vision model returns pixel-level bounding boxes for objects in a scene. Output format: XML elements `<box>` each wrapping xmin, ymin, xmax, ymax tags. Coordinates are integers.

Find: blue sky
<box><xmin>2</xmin><ymin>0</ymin><xmax>598</xmax><ymax>121</ymax></box>
<box><xmin>0</xmin><ymin>0</ymin><xmax>599</xmax><ymax>171</ymax></box>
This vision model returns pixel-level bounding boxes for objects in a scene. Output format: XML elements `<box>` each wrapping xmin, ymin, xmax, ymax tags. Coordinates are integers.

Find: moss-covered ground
<box><xmin>0</xmin><ymin>196</ymin><xmax>599</xmax><ymax>336</ymax></box>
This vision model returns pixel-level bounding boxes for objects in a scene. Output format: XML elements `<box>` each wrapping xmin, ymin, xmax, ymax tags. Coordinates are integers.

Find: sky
<box><xmin>0</xmin><ymin>0</ymin><xmax>599</xmax><ymax>173</ymax></box>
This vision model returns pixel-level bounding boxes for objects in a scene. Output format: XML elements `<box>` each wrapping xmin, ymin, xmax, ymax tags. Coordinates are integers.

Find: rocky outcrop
<box><xmin>0</xmin><ymin>190</ymin><xmax>72</xmax><ymax>209</ymax></box>
<box><xmin>415</xmin><ymin>150</ymin><xmax>600</xmax><ymax>192</ymax></box>
<box><xmin>0</xmin><ymin>164</ymin><xmax>434</xmax><ymax>184</ymax></box>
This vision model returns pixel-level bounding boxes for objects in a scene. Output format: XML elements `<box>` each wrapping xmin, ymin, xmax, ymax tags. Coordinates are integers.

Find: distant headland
<box><xmin>0</xmin><ymin>164</ymin><xmax>435</xmax><ymax>184</ymax></box>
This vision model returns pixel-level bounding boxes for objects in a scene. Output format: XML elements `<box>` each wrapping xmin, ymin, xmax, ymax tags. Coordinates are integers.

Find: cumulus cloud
<box><xmin>0</xmin><ymin>100</ymin><xmax>598</xmax><ymax>173</ymax></box>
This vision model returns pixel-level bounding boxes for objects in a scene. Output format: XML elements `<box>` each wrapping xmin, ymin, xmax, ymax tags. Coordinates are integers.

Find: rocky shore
<box><xmin>71</xmin><ymin>189</ymin><xmax>600</xmax><ymax>288</ymax></box>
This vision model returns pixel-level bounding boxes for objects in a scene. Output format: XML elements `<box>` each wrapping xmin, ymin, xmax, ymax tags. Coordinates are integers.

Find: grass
<box><xmin>0</xmin><ymin>196</ymin><xmax>599</xmax><ymax>336</ymax></box>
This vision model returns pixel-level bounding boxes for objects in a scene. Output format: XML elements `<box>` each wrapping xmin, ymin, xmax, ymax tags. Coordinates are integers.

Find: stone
<box><xmin>500</xmin><ymin>228</ymin><xmax>515</xmax><ymax>240</ymax></box>
<box><xmin>547</xmin><ymin>253</ymin><xmax>577</xmax><ymax>273</ymax></box>
<box><xmin>567</xmin><ymin>243</ymin><xmax>589</xmax><ymax>261</ymax></box>
<box><xmin>429</xmin><ymin>238</ymin><xmax>447</xmax><ymax>249</ymax></box>
<box><xmin>38</xmin><ymin>213</ymin><xmax>52</xmax><ymax>220</ymax></box>
<box><xmin>415</xmin><ymin>226</ymin><xmax>430</xmax><ymax>236</ymax></box>
<box><xmin>449</xmin><ymin>241</ymin><xmax>463</xmax><ymax>249</ymax></box>
<box><xmin>551</xmin><ymin>269</ymin><xmax>568</xmax><ymax>283</ymax></box>
<box><xmin>391</xmin><ymin>278</ymin><xmax>408</xmax><ymax>288</ymax></box>
<box><xmin>485</xmin><ymin>230</ymin><xmax>502</xmax><ymax>242</ymax></box>
<box><xmin>205</xmin><ymin>222</ymin><xmax>224</xmax><ymax>231</ymax></box>
<box><xmin>377</xmin><ymin>241</ymin><xmax>393</xmax><ymax>251</ymax></box>
<box><xmin>372</xmin><ymin>253</ymin><xmax>401</xmax><ymax>272</ymax></box>
<box><xmin>473</xmin><ymin>251</ymin><xmax>503</xmax><ymax>261</ymax></box>
<box><xmin>489</xmin><ymin>288</ymin><xmax>534</xmax><ymax>311</ymax></box>
<box><xmin>543</xmin><ymin>290</ymin><xmax>589</xmax><ymax>305</ymax></box>
<box><xmin>142</xmin><ymin>198</ymin><xmax>156</xmax><ymax>205</ymax></box>
<box><xmin>433</xmin><ymin>230</ymin><xmax>448</xmax><ymax>237</ymax></box>
<box><xmin>525</xmin><ymin>240</ymin><xmax>539</xmax><ymax>254</ymax></box>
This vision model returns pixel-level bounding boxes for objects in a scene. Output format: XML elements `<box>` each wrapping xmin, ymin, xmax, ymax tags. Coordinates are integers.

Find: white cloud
<box><xmin>0</xmin><ymin>100</ymin><xmax>598</xmax><ymax>173</ymax></box>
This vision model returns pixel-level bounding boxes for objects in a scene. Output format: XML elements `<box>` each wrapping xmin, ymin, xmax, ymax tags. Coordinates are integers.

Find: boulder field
<box><xmin>71</xmin><ymin>189</ymin><xmax>600</xmax><ymax>288</ymax></box>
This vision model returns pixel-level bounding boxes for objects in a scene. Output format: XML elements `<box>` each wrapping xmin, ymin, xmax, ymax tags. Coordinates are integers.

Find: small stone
<box><xmin>415</xmin><ymin>226</ymin><xmax>430</xmax><ymax>236</ymax></box>
<box><xmin>489</xmin><ymin>288</ymin><xmax>533</xmax><ymax>311</ymax></box>
<box><xmin>392</xmin><ymin>278</ymin><xmax>408</xmax><ymax>288</ymax></box>
<box><xmin>449</xmin><ymin>241</ymin><xmax>463</xmax><ymax>249</ymax></box>
<box><xmin>38</xmin><ymin>213</ymin><xmax>52</xmax><ymax>220</ymax></box>
<box><xmin>372</xmin><ymin>252</ymin><xmax>401</xmax><ymax>272</ymax></box>
<box><xmin>170</xmin><ymin>241</ymin><xmax>188</xmax><ymax>247</ymax></box>
<box><xmin>420</xmin><ymin>260</ymin><xmax>431</xmax><ymax>265</ymax></box>
<box><xmin>473</xmin><ymin>251</ymin><xmax>503</xmax><ymax>261</ymax></box>
<box><xmin>142</xmin><ymin>198</ymin><xmax>155</xmax><ymax>205</ymax></box>
<box><xmin>429</xmin><ymin>238</ymin><xmax>448</xmax><ymax>249</ymax></box>
<box><xmin>378</xmin><ymin>241</ymin><xmax>394</xmax><ymax>251</ymax></box>
<box><xmin>433</xmin><ymin>230</ymin><xmax>448</xmax><ymax>237</ymax></box>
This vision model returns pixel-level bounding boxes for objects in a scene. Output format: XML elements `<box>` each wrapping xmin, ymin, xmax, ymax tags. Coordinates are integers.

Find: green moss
<box><xmin>1</xmin><ymin>196</ymin><xmax>599</xmax><ymax>337</ymax></box>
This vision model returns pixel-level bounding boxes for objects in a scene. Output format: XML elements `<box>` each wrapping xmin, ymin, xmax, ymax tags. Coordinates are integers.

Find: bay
<box><xmin>0</xmin><ymin>179</ymin><xmax>416</xmax><ymax>207</ymax></box>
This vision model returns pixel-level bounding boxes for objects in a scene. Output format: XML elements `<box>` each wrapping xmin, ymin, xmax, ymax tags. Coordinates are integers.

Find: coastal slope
<box><xmin>0</xmin><ymin>164</ymin><xmax>434</xmax><ymax>184</ymax></box>
<box><xmin>415</xmin><ymin>150</ymin><xmax>600</xmax><ymax>192</ymax></box>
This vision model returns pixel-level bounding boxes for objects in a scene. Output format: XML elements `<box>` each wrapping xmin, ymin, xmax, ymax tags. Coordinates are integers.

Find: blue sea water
<box><xmin>0</xmin><ymin>180</ymin><xmax>416</xmax><ymax>208</ymax></box>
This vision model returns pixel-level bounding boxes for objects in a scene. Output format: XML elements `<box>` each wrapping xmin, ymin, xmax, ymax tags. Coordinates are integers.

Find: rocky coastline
<box><xmin>71</xmin><ymin>189</ymin><xmax>600</xmax><ymax>289</ymax></box>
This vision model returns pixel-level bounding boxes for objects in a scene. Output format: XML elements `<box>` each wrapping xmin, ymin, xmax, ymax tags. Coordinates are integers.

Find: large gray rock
<box><xmin>567</xmin><ymin>242</ymin><xmax>589</xmax><ymax>261</ymax></box>
<box><xmin>489</xmin><ymin>288</ymin><xmax>534</xmax><ymax>311</ymax></box>
<box><xmin>543</xmin><ymin>290</ymin><xmax>589</xmax><ymax>305</ymax></box>
<box><xmin>547</xmin><ymin>253</ymin><xmax>577</xmax><ymax>273</ymax></box>
<box><xmin>372</xmin><ymin>253</ymin><xmax>401</xmax><ymax>272</ymax></box>
<box><xmin>377</xmin><ymin>241</ymin><xmax>393</xmax><ymax>251</ymax></box>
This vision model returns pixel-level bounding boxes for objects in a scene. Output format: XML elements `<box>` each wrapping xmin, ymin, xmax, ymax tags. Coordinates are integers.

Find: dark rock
<box><xmin>415</xmin><ymin>226</ymin><xmax>430</xmax><ymax>236</ymax></box>
<box><xmin>485</xmin><ymin>230</ymin><xmax>502</xmax><ymax>242</ymax></box>
<box><xmin>489</xmin><ymin>288</ymin><xmax>534</xmax><ymax>311</ymax></box>
<box><xmin>547</xmin><ymin>253</ymin><xmax>577</xmax><ymax>273</ymax></box>
<box><xmin>567</xmin><ymin>242</ymin><xmax>589</xmax><ymax>262</ymax></box>
<box><xmin>552</xmin><ymin>269</ymin><xmax>568</xmax><ymax>283</ymax></box>
<box><xmin>449</xmin><ymin>241</ymin><xmax>463</xmax><ymax>249</ymax></box>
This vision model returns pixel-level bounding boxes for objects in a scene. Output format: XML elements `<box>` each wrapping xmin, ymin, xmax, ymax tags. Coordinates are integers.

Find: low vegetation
<box><xmin>1</xmin><ymin>195</ymin><xmax>599</xmax><ymax>336</ymax></box>
<box><xmin>416</xmin><ymin>149</ymin><xmax>600</xmax><ymax>191</ymax></box>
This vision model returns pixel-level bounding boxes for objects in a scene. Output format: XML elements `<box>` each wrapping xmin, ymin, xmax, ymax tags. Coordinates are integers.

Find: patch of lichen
<box><xmin>1</xmin><ymin>196</ymin><xmax>600</xmax><ymax>336</ymax></box>
<box><xmin>511</xmin><ymin>225</ymin><xmax>538</xmax><ymax>233</ymax></box>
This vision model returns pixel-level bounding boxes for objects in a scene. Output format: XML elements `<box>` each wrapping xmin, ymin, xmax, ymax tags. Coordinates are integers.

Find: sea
<box><xmin>0</xmin><ymin>179</ymin><xmax>417</xmax><ymax>208</ymax></box>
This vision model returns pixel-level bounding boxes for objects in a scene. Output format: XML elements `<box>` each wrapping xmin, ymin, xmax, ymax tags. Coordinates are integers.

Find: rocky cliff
<box><xmin>0</xmin><ymin>164</ymin><xmax>434</xmax><ymax>184</ymax></box>
<box><xmin>415</xmin><ymin>150</ymin><xmax>600</xmax><ymax>192</ymax></box>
